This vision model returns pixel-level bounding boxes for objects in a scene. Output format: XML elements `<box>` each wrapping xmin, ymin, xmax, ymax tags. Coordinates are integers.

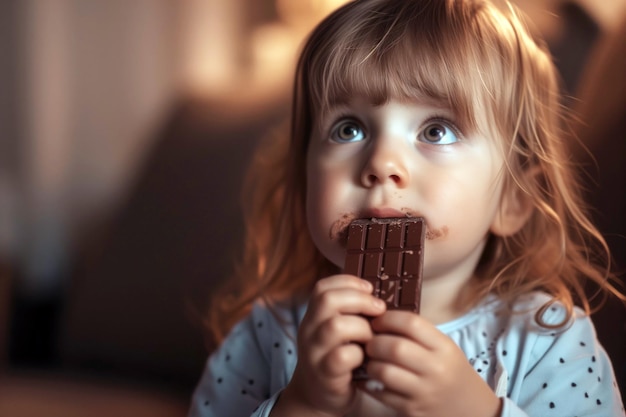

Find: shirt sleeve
<box><xmin>188</xmin><ymin>303</ymin><xmax>299</xmax><ymax>417</ymax></box>
<box><xmin>509</xmin><ymin>306</ymin><xmax>625</xmax><ymax>416</ymax></box>
<box><xmin>187</xmin><ymin>311</ymin><xmax>275</xmax><ymax>417</ymax></box>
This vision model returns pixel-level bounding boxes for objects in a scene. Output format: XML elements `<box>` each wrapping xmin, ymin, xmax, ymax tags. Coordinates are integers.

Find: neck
<box><xmin>420</xmin><ymin>274</ymin><xmax>476</xmax><ymax>324</ymax></box>
<box><xmin>418</xmin><ymin>237</ymin><xmax>488</xmax><ymax>325</ymax></box>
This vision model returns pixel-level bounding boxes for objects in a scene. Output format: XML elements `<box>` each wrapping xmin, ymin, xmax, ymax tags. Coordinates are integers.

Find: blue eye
<box><xmin>331</xmin><ymin>119</ymin><xmax>366</xmax><ymax>143</ymax></box>
<box><xmin>419</xmin><ymin>121</ymin><xmax>459</xmax><ymax>145</ymax></box>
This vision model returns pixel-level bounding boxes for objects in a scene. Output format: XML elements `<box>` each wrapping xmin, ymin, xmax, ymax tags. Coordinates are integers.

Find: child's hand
<box><xmin>273</xmin><ymin>275</ymin><xmax>386</xmax><ymax>417</ymax></box>
<box><xmin>363</xmin><ymin>311</ymin><xmax>502</xmax><ymax>417</ymax></box>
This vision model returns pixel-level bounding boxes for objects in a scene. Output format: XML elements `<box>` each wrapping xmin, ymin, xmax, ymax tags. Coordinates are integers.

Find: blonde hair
<box><xmin>208</xmin><ymin>0</ymin><xmax>623</xmax><ymax>342</ymax></box>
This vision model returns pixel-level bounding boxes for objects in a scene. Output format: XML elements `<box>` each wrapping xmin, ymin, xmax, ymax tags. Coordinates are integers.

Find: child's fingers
<box><xmin>363</xmin><ymin>360</ymin><xmax>423</xmax><ymax>404</ymax></box>
<box><xmin>309</xmin><ymin>287</ymin><xmax>385</xmax><ymax>317</ymax></box>
<box><xmin>312</xmin><ymin>274</ymin><xmax>373</xmax><ymax>295</ymax></box>
<box><xmin>298</xmin><ymin>276</ymin><xmax>385</xmax><ymax>363</ymax></box>
<box><xmin>370</xmin><ymin>310</ymin><xmax>443</xmax><ymax>350</ymax></box>
<box><xmin>301</xmin><ymin>305</ymin><xmax>377</xmax><ymax>363</ymax></box>
<box><xmin>365</xmin><ymin>334</ymin><xmax>427</xmax><ymax>375</ymax></box>
<box><xmin>319</xmin><ymin>343</ymin><xmax>366</xmax><ymax>378</ymax></box>
<box><xmin>361</xmin><ymin>380</ymin><xmax>415</xmax><ymax>415</ymax></box>
<box><xmin>314</xmin><ymin>314</ymin><xmax>374</xmax><ymax>346</ymax></box>
<box><xmin>363</xmin><ymin>356</ymin><xmax>501</xmax><ymax>417</ymax></box>
<box><xmin>303</xmin><ymin>279</ymin><xmax>385</xmax><ymax>334</ymax></box>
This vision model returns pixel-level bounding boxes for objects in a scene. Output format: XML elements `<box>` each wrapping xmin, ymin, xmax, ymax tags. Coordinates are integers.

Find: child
<box><xmin>189</xmin><ymin>0</ymin><xmax>626</xmax><ymax>416</ymax></box>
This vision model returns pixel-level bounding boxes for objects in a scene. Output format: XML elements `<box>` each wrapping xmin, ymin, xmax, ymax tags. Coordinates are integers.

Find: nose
<box><xmin>360</xmin><ymin>140</ymin><xmax>410</xmax><ymax>188</ymax></box>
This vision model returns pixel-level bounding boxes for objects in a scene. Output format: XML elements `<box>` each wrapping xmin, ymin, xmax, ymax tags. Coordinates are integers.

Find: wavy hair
<box><xmin>208</xmin><ymin>0</ymin><xmax>623</xmax><ymax>342</ymax></box>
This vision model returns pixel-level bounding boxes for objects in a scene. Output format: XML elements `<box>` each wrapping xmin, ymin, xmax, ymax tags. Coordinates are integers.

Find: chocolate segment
<box><xmin>344</xmin><ymin>217</ymin><xmax>425</xmax><ymax>381</ymax></box>
<box><xmin>345</xmin><ymin>217</ymin><xmax>425</xmax><ymax>312</ymax></box>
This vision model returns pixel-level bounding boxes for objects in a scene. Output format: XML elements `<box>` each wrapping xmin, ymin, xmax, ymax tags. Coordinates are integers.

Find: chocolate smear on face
<box><xmin>329</xmin><ymin>212</ymin><xmax>358</xmax><ymax>246</ymax></box>
<box><xmin>426</xmin><ymin>225</ymin><xmax>449</xmax><ymax>240</ymax></box>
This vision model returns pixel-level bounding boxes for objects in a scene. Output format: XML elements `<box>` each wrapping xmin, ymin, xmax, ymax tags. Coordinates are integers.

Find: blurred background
<box><xmin>0</xmin><ymin>0</ymin><xmax>624</xmax><ymax>415</ymax></box>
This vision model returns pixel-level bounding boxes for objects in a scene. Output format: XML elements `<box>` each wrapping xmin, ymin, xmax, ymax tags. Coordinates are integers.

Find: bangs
<box><xmin>313</xmin><ymin>36</ymin><xmax>478</xmax><ymax>130</ymax></box>
<box><xmin>298</xmin><ymin>0</ymin><xmax>522</xmax><ymax>137</ymax></box>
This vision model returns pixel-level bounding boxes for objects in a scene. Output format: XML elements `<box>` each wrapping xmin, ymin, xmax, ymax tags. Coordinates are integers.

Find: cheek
<box><xmin>305</xmin><ymin>184</ymin><xmax>326</xmax><ymax>239</ymax></box>
<box><xmin>306</xmin><ymin>154</ymin><xmax>351</xmax><ymax>223</ymax></box>
<box><xmin>305</xmin><ymin>160</ymin><xmax>336</xmax><ymax>257</ymax></box>
<box><xmin>306</xmin><ymin>161</ymin><xmax>330</xmax><ymax>224</ymax></box>
<box><xmin>424</xmin><ymin>163</ymin><xmax>503</xmax><ymax>233</ymax></box>
<box><xmin>305</xmin><ymin>156</ymin><xmax>356</xmax><ymax>267</ymax></box>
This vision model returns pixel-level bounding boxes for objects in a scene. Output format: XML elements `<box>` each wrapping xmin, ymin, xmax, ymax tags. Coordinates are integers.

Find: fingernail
<box><xmin>373</xmin><ymin>298</ymin><xmax>385</xmax><ymax>309</ymax></box>
<box><xmin>365</xmin><ymin>379</ymin><xmax>385</xmax><ymax>392</ymax></box>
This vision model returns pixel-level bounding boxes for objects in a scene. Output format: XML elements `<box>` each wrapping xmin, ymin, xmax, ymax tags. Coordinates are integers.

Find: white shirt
<box><xmin>189</xmin><ymin>292</ymin><xmax>625</xmax><ymax>417</ymax></box>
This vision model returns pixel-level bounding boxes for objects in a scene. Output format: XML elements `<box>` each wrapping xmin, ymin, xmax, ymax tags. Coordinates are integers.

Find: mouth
<box><xmin>365</xmin><ymin>207</ymin><xmax>412</xmax><ymax>218</ymax></box>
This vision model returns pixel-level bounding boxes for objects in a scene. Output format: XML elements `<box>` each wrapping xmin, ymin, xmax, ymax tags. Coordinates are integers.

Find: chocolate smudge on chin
<box><xmin>329</xmin><ymin>212</ymin><xmax>358</xmax><ymax>246</ymax></box>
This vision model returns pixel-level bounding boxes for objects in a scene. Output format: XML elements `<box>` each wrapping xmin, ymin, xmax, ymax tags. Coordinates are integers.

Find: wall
<box><xmin>6</xmin><ymin>0</ymin><xmax>180</xmax><ymax>296</ymax></box>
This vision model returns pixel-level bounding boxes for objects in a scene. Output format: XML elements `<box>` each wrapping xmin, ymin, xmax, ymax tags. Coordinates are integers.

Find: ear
<box><xmin>490</xmin><ymin>171</ymin><xmax>536</xmax><ymax>237</ymax></box>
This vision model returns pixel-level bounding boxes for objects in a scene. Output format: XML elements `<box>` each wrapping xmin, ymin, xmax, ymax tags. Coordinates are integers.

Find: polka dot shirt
<box><xmin>188</xmin><ymin>292</ymin><xmax>625</xmax><ymax>417</ymax></box>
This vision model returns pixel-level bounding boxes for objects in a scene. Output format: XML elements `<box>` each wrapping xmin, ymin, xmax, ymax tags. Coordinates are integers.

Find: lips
<box><xmin>362</xmin><ymin>207</ymin><xmax>410</xmax><ymax>219</ymax></box>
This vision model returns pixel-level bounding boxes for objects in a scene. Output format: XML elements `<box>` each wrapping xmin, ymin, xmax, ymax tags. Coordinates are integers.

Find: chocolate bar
<box><xmin>345</xmin><ymin>217</ymin><xmax>425</xmax><ymax>312</ymax></box>
<box><xmin>344</xmin><ymin>217</ymin><xmax>425</xmax><ymax>380</ymax></box>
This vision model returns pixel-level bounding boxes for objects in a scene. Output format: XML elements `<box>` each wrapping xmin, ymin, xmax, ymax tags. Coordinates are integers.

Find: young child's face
<box><xmin>305</xmin><ymin>98</ymin><xmax>506</xmax><ymax>283</ymax></box>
